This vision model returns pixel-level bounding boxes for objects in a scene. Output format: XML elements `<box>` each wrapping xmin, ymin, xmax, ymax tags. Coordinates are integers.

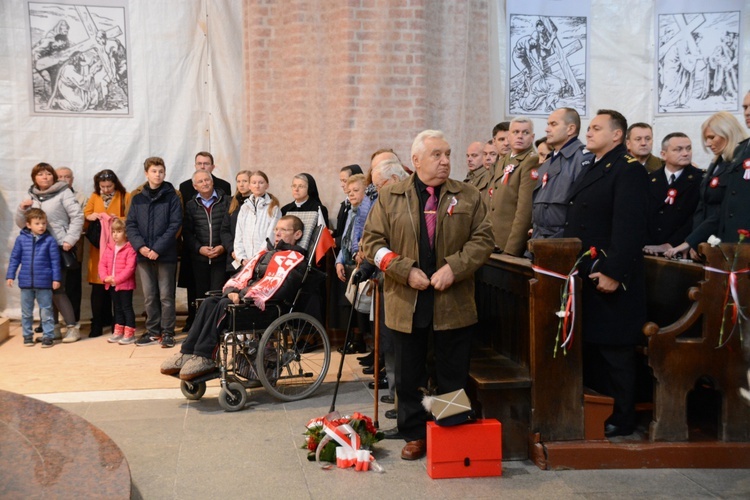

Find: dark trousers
<box><xmin>190</xmin><ymin>260</ymin><xmax>226</xmax><ymax>322</ymax></box>
<box><xmin>583</xmin><ymin>342</ymin><xmax>636</xmax><ymax>430</ymax></box>
<box><xmin>394</xmin><ymin>323</ymin><xmax>473</xmax><ymax>441</ymax></box>
<box><xmin>111</xmin><ymin>289</ymin><xmax>135</xmax><ymax>328</ymax></box>
<box><xmin>180</xmin><ymin>295</ymin><xmax>231</xmax><ymax>359</ymax></box>
<box><xmin>90</xmin><ymin>283</ymin><xmax>113</xmax><ymax>332</ymax></box>
<box><xmin>66</xmin><ymin>266</ymin><xmax>82</xmax><ymax>322</ymax></box>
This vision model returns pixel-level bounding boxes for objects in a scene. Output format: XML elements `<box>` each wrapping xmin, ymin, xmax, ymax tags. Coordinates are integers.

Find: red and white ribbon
<box><xmin>542</xmin><ymin>172</ymin><xmax>548</xmax><ymax>188</ymax></box>
<box><xmin>743</xmin><ymin>159</ymin><xmax>750</xmax><ymax>180</ymax></box>
<box><xmin>704</xmin><ymin>266</ymin><xmax>750</xmax><ymax>323</ymax></box>
<box><xmin>710</xmin><ymin>176</ymin><xmax>719</xmax><ymax>188</ymax></box>
<box><xmin>501</xmin><ymin>165</ymin><xmax>515</xmax><ymax>185</ymax></box>
<box><xmin>664</xmin><ymin>188</ymin><xmax>677</xmax><ymax>205</ymax></box>
<box><xmin>447</xmin><ymin>196</ymin><xmax>458</xmax><ymax>216</ymax></box>
<box><xmin>533</xmin><ymin>265</ymin><xmax>578</xmax><ymax>351</ymax></box>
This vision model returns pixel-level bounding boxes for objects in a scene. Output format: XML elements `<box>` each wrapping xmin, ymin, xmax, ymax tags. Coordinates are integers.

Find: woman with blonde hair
<box><xmin>233</xmin><ymin>170</ymin><xmax>281</xmax><ymax>266</ymax></box>
<box><xmin>665</xmin><ymin>111</ymin><xmax>747</xmax><ymax>259</ymax></box>
<box><xmin>220</xmin><ymin>170</ymin><xmax>253</xmax><ymax>275</ymax></box>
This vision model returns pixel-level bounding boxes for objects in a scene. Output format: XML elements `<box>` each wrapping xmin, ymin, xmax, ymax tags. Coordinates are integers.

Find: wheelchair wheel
<box><xmin>180</xmin><ymin>380</ymin><xmax>206</xmax><ymax>401</ymax></box>
<box><xmin>257</xmin><ymin>312</ymin><xmax>330</xmax><ymax>402</ymax></box>
<box><xmin>218</xmin><ymin>382</ymin><xmax>247</xmax><ymax>412</ymax></box>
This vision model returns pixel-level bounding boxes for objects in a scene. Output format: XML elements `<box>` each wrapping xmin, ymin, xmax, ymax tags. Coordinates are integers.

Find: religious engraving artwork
<box><xmin>507</xmin><ymin>12</ymin><xmax>588</xmax><ymax>117</ymax></box>
<box><xmin>656</xmin><ymin>9</ymin><xmax>741</xmax><ymax>114</ymax></box>
<box><xmin>28</xmin><ymin>0</ymin><xmax>130</xmax><ymax>116</ymax></box>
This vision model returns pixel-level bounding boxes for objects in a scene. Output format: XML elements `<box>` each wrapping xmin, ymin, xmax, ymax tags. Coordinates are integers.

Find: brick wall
<box><xmin>243</xmin><ymin>0</ymin><xmax>492</xmax><ymax>221</ymax></box>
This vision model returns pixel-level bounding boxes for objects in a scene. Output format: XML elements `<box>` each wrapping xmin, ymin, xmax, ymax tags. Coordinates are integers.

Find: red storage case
<box><xmin>426</xmin><ymin>419</ymin><xmax>502</xmax><ymax>479</ymax></box>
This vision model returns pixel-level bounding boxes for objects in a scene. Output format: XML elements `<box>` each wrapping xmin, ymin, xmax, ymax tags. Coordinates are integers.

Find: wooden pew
<box><xmin>645</xmin><ymin>243</ymin><xmax>750</xmax><ymax>442</ymax></box>
<box><xmin>471</xmin><ymin>238</ymin><xmax>750</xmax><ymax>468</ymax></box>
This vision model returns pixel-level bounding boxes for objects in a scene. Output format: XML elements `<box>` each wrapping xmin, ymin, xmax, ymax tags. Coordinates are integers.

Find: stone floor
<box><xmin>1</xmin><ymin>320</ymin><xmax>749</xmax><ymax>499</ymax></box>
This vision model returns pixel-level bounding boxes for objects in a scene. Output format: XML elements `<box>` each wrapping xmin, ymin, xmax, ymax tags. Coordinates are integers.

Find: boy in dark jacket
<box><xmin>126</xmin><ymin>157</ymin><xmax>183</xmax><ymax>348</ymax></box>
<box><xmin>6</xmin><ymin>208</ymin><xmax>62</xmax><ymax>347</ymax></box>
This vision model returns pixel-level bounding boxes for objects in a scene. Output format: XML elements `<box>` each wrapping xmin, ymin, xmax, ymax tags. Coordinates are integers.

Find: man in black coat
<box><xmin>183</xmin><ymin>170</ymin><xmax>230</xmax><ymax>318</ymax></box>
<box><xmin>643</xmin><ymin>133</ymin><xmax>703</xmax><ymax>255</ymax></box>
<box><xmin>563</xmin><ymin>109</ymin><xmax>649</xmax><ymax>438</ymax></box>
<box><xmin>178</xmin><ymin>151</ymin><xmax>232</xmax><ymax>332</ymax></box>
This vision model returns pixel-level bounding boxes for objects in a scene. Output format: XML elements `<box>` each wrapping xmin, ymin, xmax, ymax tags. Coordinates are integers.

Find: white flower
<box><xmin>707</xmin><ymin>235</ymin><xmax>722</xmax><ymax>247</ymax></box>
<box><xmin>556</xmin><ymin>310</ymin><xmax>569</xmax><ymax>318</ymax></box>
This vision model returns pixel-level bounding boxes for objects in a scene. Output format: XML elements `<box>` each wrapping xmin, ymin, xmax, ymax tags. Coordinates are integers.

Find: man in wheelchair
<box><xmin>160</xmin><ymin>215</ymin><xmax>307</xmax><ymax>380</ymax></box>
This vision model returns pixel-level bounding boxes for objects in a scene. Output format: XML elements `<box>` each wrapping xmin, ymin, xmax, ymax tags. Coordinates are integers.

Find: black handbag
<box><xmin>85</xmin><ymin>219</ymin><xmax>102</xmax><ymax>248</ymax></box>
<box><xmin>60</xmin><ymin>248</ymin><xmax>80</xmax><ymax>270</ymax></box>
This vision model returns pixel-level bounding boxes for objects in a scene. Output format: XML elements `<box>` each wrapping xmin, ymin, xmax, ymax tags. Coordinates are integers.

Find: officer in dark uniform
<box><xmin>564</xmin><ymin>109</ymin><xmax>649</xmax><ymax>438</ymax></box>
<box><xmin>643</xmin><ymin>133</ymin><xmax>703</xmax><ymax>253</ymax></box>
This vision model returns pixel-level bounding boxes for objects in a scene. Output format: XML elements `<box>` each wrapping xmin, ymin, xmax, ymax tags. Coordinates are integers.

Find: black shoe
<box><xmin>362</xmin><ymin>365</ymin><xmax>384</xmax><ymax>376</ymax></box>
<box><xmin>357</xmin><ymin>352</ymin><xmax>374</xmax><ymax>365</ymax></box>
<box><xmin>380</xmin><ymin>395</ymin><xmax>395</xmax><ymax>404</ymax></box>
<box><xmin>385</xmin><ymin>409</ymin><xmax>398</xmax><ymax>419</ymax></box>
<box><xmin>367</xmin><ymin>377</ymin><xmax>388</xmax><ymax>390</ymax></box>
<box><xmin>604</xmin><ymin>424</ymin><xmax>634</xmax><ymax>438</ymax></box>
<box><xmin>34</xmin><ymin>325</ymin><xmax>43</xmax><ymax>333</ymax></box>
<box><xmin>161</xmin><ymin>333</ymin><xmax>176</xmax><ymax>348</ymax></box>
<box><xmin>337</xmin><ymin>341</ymin><xmax>367</xmax><ymax>355</ymax></box>
<box><xmin>382</xmin><ymin>427</ymin><xmax>402</xmax><ymax>440</ymax></box>
<box><xmin>181</xmin><ymin>321</ymin><xmax>193</xmax><ymax>334</ymax></box>
<box><xmin>135</xmin><ymin>334</ymin><xmax>160</xmax><ymax>347</ymax></box>
<box><xmin>89</xmin><ymin>327</ymin><xmax>103</xmax><ymax>338</ymax></box>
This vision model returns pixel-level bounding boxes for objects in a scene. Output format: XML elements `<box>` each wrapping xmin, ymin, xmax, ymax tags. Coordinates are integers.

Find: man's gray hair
<box><xmin>510</xmin><ymin>116</ymin><xmax>534</xmax><ymax>132</ymax></box>
<box><xmin>411</xmin><ymin>129</ymin><xmax>447</xmax><ymax>167</ymax></box>
<box><xmin>374</xmin><ymin>158</ymin><xmax>408</xmax><ymax>181</ymax></box>
<box><xmin>192</xmin><ymin>170</ymin><xmax>212</xmax><ymax>182</ymax></box>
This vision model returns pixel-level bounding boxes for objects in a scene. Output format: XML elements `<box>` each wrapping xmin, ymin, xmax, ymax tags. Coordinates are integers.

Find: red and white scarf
<box><xmin>244</xmin><ymin>250</ymin><xmax>305</xmax><ymax>310</ymax></box>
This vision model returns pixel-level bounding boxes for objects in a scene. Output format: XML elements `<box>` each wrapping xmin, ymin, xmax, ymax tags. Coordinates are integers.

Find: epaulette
<box><xmin>623</xmin><ymin>154</ymin><xmax>639</xmax><ymax>164</ymax></box>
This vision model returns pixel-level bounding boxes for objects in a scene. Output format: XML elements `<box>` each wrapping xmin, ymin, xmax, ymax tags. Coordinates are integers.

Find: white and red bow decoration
<box><xmin>743</xmin><ymin>159</ymin><xmax>750</xmax><ymax>180</ymax></box>
<box><xmin>501</xmin><ymin>164</ymin><xmax>516</xmax><ymax>185</ymax></box>
<box><xmin>664</xmin><ymin>188</ymin><xmax>677</xmax><ymax>205</ymax></box>
<box><xmin>542</xmin><ymin>172</ymin><xmax>549</xmax><ymax>188</ymax></box>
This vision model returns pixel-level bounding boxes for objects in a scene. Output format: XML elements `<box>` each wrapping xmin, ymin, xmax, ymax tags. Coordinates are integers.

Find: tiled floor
<box><xmin>2</xmin><ymin>321</ymin><xmax>750</xmax><ymax>499</ymax></box>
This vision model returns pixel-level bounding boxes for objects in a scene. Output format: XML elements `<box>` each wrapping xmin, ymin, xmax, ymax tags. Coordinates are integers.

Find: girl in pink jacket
<box><xmin>98</xmin><ymin>218</ymin><xmax>138</xmax><ymax>344</ymax></box>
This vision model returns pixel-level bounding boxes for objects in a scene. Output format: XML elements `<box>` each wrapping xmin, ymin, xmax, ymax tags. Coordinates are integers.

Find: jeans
<box><xmin>137</xmin><ymin>261</ymin><xmax>177</xmax><ymax>336</ymax></box>
<box><xmin>21</xmin><ymin>288</ymin><xmax>54</xmax><ymax>339</ymax></box>
<box><xmin>111</xmin><ymin>289</ymin><xmax>136</xmax><ymax>328</ymax></box>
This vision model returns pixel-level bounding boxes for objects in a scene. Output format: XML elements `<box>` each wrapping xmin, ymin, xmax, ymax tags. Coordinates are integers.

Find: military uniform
<box><xmin>488</xmin><ymin>147</ymin><xmax>538</xmax><ymax>255</ymax></box>
<box><xmin>718</xmin><ymin>138</ymin><xmax>750</xmax><ymax>242</ymax></box>
<box><xmin>464</xmin><ymin>167</ymin><xmax>491</xmax><ymax>203</ymax></box>
<box><xmin>642</xmin><ymin>153</ymin><xmax>663</xmax><ymax>173</ymax></box>
<box><xmin>564</xmin><ymin>143</ymin><xmax>649</xmax><ymax>433</ymax></box>
<box><xmin>646</xmin><ymin>165</ymin><xmax>703</xmax><ymax>246</ymax></box>
<box><xmin>531</xmin><ymin>137</ymin><xmax>591</xmax><ymax>240</ymax></box>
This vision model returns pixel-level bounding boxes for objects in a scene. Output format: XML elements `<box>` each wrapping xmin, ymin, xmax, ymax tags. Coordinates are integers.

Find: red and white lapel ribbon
<box><xmin>501</xmin><ymin>165</ymin><xmax>515</xmax><ymax>185</ymax></box>
<box><xmin>665</xmin><ymin>188</ymin><xmax>677</xmax><ymax>205</ymax></box>
<box><xmin>743</xmin><ymin>159</ymin><xmax>750</xmax><ymax>180</ymax></box>
<box><xmin>533</xmin><ymin>265</ymin><xmax>577</xmax><ymax>352</ymax></box>
<box><xmin>542</xmin><ymin>172</ymin><xmax>548</xmax><ymax>188</ymax></box>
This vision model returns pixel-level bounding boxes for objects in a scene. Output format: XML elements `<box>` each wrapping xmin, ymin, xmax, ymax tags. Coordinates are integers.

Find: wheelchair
<box><xmin>178</xmin><ymin>213</ymin><xmax>332</xmax><ymax>411</ymax></box>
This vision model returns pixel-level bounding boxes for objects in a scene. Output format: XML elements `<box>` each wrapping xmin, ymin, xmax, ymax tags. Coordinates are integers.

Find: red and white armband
<box><xmin>374</xmin><ymin>247</ymin><xmax>399</xmax><ymax>272</ymax></box>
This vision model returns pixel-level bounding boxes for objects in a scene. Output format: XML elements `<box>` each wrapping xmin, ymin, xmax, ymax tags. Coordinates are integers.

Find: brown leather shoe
<box><xmin>401</xmin><ymin>439</ymin><xmax>427</xmax><ymax>460</ymax></box>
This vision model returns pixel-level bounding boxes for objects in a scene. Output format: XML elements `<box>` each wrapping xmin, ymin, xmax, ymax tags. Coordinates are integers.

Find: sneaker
<box><xmin>160</xmin><ymin>352</ymin><xmax>190</xmax><ymax>375</ymax></box>
<box><xmin>161</xmin><ymin>333</ymin><xmax>175</xmax><ymax>348</ymax></box>
<box><xmin>62</xmin><ymin>324</ymin><xmax>80</xmax><ymax>343</ymax></box>
<box><xmin>179</xmin><ymin>355</ymin><xmax>217</xmax><ymax>380</ymax></box>
<box><xmin>41</xmin><ymin>337</ymin><xmax>54</xmax><ymax>348</ymax></box>
<box><xmin>35</xmin><ymin>325</ymin><xmax>62</xmax><ymax>343</ymax></box>
<box><xmin>24</xmin><ymin>337</ymin><xmax>35</xmax><ymax>347</ymax></box>
<box><xmin>135</xmin><ymin>334</ymin><xmax>161</xmax><ymax>346</ymax></box>
<box><xmin>107</xmin><ymin>333</ymin><xmax>124</xmax><ymax>343</ymax></box>
<box><xmin>118</xmin><ymin>334</ymin><xmax>136</xmax><ymax>345</ymax></box>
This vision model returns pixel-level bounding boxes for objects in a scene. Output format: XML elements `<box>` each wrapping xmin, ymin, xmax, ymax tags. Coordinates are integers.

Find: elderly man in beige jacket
<box><xmin>362</xmin><ymin>129</ymin><xmax>493</xmax><ymax>461</ymax></box>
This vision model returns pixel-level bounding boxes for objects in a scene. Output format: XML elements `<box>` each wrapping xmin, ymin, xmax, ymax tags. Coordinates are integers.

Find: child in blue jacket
<box><xmin>6</xmin><ymin>208</ymin><xmax>62</xmax><ymax>347</ymax></box>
